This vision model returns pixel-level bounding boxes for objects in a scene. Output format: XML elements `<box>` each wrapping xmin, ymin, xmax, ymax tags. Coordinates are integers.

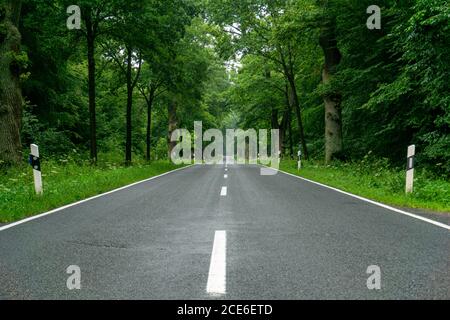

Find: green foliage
<box><xmin>18</xmin><ymin>0</ymin><xmax>227</xmax><ymax>165</ymax></box>
<box><xmin>18</xmin><ymin>0</ymin><xmax>447</xmax><ymax>173</ymax></box>
<box><xmin>207</xmin><ymin>0</ymin><xmax>449</xmax><ymax>176</ymax></box>
<box><xmin>155</xmin><ymin>137</ymin><xmax>168</xmax><ymax>160</ymax></box>
<box><xmin>331</xmin><ymin>0</ymin><xmax>450</xmax><ymax>175</ymax></box>
<box><xmin>2</xmin><ymin>0</ymin><xmax>448</xmax><ymax>220</ymax></box>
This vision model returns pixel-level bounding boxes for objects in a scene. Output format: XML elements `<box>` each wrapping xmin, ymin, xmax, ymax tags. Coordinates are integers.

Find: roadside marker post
<box><xmin>405</xmin><ymin>145</ymin><xmax>415</xmax><ymax>194</ymax></box>
<box><xmin>29</xmin><ymin>144</ymin><xmax>43</xmax><ymax>195</ymax></box>
<box><xmin>297</xmin><ymin>150</ymin><xmax>302</xmax><ymax>170</ymax></box>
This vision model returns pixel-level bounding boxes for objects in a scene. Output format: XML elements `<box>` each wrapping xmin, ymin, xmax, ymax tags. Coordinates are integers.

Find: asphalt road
<box><xmin>0</xmin><ymin>164</ymin><xmax>448</xmax><ymax>300</ymax></box>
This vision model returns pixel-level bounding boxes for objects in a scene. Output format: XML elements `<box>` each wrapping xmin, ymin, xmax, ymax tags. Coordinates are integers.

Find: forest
<box><xmin>0</xmin><ymin>0</ymin><xmax>449</xmax><ymax>220</ymax></box>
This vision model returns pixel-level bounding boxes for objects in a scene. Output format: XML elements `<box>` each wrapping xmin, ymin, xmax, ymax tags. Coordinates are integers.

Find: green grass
<box><xmin>280</xmin><ymin>158</ymin><xmax>450</xmax><ymax>213</ymax></box>
<box><xmin>0</xmin><ymin>156</ymin><xmax>185</xmax><ymax>223</ymax></box>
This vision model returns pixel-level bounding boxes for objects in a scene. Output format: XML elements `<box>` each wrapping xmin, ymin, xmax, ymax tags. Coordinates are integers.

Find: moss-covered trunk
<box><xmin>319</xmin><ymin>19</ymin><xmax>343</xmax><ymax>164</ymax></box>
<box><xmin>84</xmin><ymin>12</ymin><xmax>98</xmax><ymax>164</ymax></box>
<box><xmin>0</xmin><ymin>0</ymin><xmax>23</xmax><ymax>166</ymax></box>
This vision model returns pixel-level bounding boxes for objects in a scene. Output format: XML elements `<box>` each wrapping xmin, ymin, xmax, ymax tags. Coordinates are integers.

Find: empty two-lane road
<box><xmin>0</xmin><ymin>164</ymin><xmax>448</xmax><ymax>299</ymax></box>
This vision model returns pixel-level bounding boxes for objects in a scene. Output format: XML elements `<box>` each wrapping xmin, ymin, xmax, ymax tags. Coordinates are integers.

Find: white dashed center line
<box><xmin>224</xmin><ymin>174</ymin><xmax>228</xmax><ymax>179</ymax></box>
<box><xmin>206</xmin><ymin>231</ymin><xmax>227</xmax><ymax>295</ymax></box>
<box><xmin>220</xmin><ymin>186</ymin><xmax>227</xmax><ymax>196</ymax></box>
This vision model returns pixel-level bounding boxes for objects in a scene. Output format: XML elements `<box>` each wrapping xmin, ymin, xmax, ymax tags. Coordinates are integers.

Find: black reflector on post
<box><xmin>29</xmin><ymin>154</ymin><xmax>41</xmax><ymax>172</ymax></box>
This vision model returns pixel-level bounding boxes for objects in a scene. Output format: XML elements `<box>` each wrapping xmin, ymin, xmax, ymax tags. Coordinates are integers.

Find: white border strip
<box><xmin>262</xmin><ymin>166</ymin><xmax>450</xmax><ymax>231</ymax></box>
<box><xmin>0</xmin><ymin>165</ymin><xmax>195</xmax><ymax>232</ymax></box>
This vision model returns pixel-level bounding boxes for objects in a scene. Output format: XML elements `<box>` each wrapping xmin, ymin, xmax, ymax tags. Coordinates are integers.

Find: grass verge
<box><xmin>0</xmin><ymin>158</ymin><xmax>184</xmax><ymax>223</ymax></box>
<box><xmin>280</xmin><ymin>158</ymin><xmax>450</xmax><ymax>214</ymax></box>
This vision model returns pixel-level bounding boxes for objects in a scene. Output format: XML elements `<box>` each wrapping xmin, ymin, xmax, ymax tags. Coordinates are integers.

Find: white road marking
<box><xmin>206</xmin><ymin>230</ymin><xmax>226</xmax><ymax>295</ymax></box>
<box><xmin>264</xmin><ymin>166</ymin><xmax>450</xmax><ymax>231</ymax></box>
<box><xmin>225</xmin><ymin>168</ymin><xmax>228</xmax><ymax>172</ymax></box>
<box><xmin>220</xmin><ymin>186</ymin><xmax>227</xmax><ymax>196</ymax></box>
<box><xmin>224</xmin><ymin>174</ymin><xmax>228</xmax><ymax>179</ymax></box>
<box><xmin>0</xmin><ymin>165</ymin><xmax>196</xmax><ymax>232</ymax></box>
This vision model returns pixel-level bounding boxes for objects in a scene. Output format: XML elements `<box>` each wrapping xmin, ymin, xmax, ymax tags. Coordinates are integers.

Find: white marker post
<box><xmin>405</xmin><ymin>145</ymin><xmax>415</xmax><ymax>194</ymax></box>
<box><xmin>297</xmin><ymin>150</ymin><xmax>302</xmax><ymax>170</ymax></box>
<box><xmin>30</xmin><ymin>144</ymin><xmax>43</xmax><ymax>195</ymax></box>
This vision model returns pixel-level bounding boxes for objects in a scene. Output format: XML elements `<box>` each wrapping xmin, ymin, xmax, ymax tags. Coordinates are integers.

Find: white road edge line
<box><xmin>0</xmin><ymin>165</ymin><xmax>196</xmax><ymax>232</ymax></box>
<box><xmin>220</xmin><ymin>186</ymin><xmax>227</xmax><ymax>196</ymax></box>
<box><xmin>261</xmin><ymin>165</ymin><xmax>450</xmax><ymax>231</ymax></box>
<box><xmin>206</xmin><ymin>230</ymin><xmax>226</xmax><ymax>295</ymax></box>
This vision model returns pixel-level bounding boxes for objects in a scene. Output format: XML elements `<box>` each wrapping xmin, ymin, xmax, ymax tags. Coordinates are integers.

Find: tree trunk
<box><xmin>271</xmin><ymin>108</ymin><xmax>279</xmax><ymax>131</ymax></box>
<box><xmin>145</xmin><ymin>87</ymin><xmax>156</xmax><ymax>161</ymax></box>
<box><xmin>287</xmin><ymin>77</ymin><xmax>309</xmax><ymax>159</ymax></box>
<box><xmin>125</xmin><ymin>47</ymin><xmax>133</xmax><ymax>165</ymax></box>
<box><xmin>283</xmin><ymin>85</ymin><xmax>295</xmax><ymax>159</ymax></box>
<box><xmin>167</xmin><ymin>98</ymin><xmax>178</xmax><ymax>159</ymax></box>
<box><xmin>320</xmin><ymin>21</ymin><xmax>343</xmax><ymax>163</ymax></box>
<box><xmin>270</xmin><ymin>107</ymin><xmax>284</xmax><ymax>157</ymax></box>
<box><xmin>0</xmin><ymin>0</ymin><xmax>23</xmax><ymax>166</ymax></box>
<box><xmin>288</xmin><ymin>110</ymin><xmax>294</xmax><ymax>159</ymax></box>
<box><xmin>84</xmin><ymin>14</ymin><xmax>98</xmax><ymax>164</ymax></box>
<box><xmin>279</xmin><ymin>116</ymin><xmax>286</xmax><ymax>157</ymax></box>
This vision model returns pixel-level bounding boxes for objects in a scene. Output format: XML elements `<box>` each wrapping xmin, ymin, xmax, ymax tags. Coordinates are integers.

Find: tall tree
<box><xmin>104</xmin><ymin>42</ymin><xmax>142</xmax><ymax>164</ymax></box>
<box><xmin>162</xmin><ymin>17</ymin><xmax>213</xmax><ymax>157</ymax></box>
<box><xmin>0</xmin><ymin>0</ymin><xmax>24</xmax><ymax>166</ymax></box>
<box><xmin>83</xmin><ymin>5</ymin><xmax>99</xmax><ymax>163</ymax></box>
<box><xmin>318</xmin><ymin>4</ymin><xmax>342</xmax><ymax>163</ymax></box>
<box><xmin>105</xmin><ymin>0</ymin><xmax>192</xmax><ymax>164</ymax></box>
<box><xmin>67</xmin><ymin>0</ymin><xmax>119</xmax><ymax>163</ymax></box>
<box><xmin>138</xmin><ymin>65</ymin><xmax>166</xmax><ymax>161</ymax></box>
<box><xmin>206</xmin><ymin>0</ymin><xmax>310</xmax><ymax>158</ymax></box>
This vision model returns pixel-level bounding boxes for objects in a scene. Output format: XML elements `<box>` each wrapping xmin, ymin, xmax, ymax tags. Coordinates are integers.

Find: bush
<box><xmin>155</xmin><ymin>137</ymin><xmax>168</xmax><ymax>160</ymax></box>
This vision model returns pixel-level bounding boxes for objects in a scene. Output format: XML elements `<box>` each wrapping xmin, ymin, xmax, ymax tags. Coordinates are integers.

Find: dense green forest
<box><xmin>1</xmin><ymin>0</ymin><xmax>449</xmax><ymax>175</ymax></box>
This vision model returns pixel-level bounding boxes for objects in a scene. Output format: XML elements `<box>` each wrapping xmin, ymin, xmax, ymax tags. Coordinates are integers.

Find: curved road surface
<box><xmin>0</xmin><ymin>164</ymin><xmax>448</xmax><ymax>299</ymax></box>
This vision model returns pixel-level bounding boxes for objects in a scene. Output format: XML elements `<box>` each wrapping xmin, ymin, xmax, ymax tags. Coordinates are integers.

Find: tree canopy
<box><xmin>0</xmin><ymin>0</ymin><xmax>448</xmax><ymax>176</ymax></box>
